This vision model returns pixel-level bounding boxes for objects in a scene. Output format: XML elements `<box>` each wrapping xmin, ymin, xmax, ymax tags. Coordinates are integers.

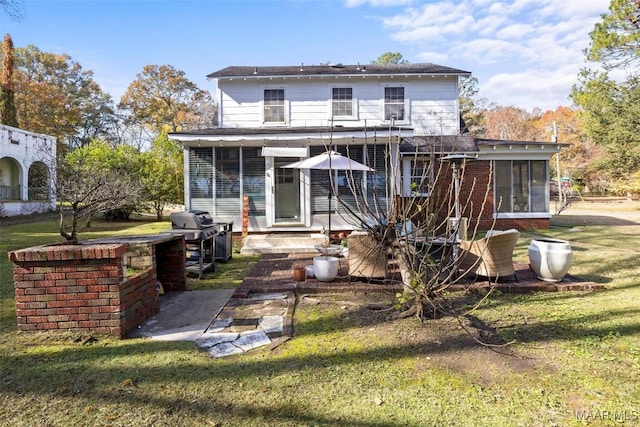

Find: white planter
<box><xmin>313</xmin><ymin>256</ymin><xmax>339</xmax><ymax>282</ymax></box>
<box><xmin>528</xmin><ymin>238</ymin><xmax>573</xmax><ymax>282</ymax></box>
<box><xmin>305</xmin><ymin>265</ymin><xmax>315</xmax><ymax>279</ymax></box>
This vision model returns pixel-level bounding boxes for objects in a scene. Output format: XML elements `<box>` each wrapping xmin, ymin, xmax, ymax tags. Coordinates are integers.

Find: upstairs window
<box><xmin>264</xmin><ymin>89</ymin><xmax>285</xmax><ymax>123</ymax></box>
<box><xmin>385</xmin><ymin>87</ymin><xmax>405</xmax><ymax>121</ymax></box>
<box><xmin>331</xmin><ymin>87</ymin><xmax>353</xmax><ymax>118</ymax></box>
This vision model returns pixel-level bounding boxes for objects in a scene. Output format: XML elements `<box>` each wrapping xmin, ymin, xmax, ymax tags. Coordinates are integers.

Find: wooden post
<box><xmin>242</xmin><ymin>195</ymin><xmax>249</xmax><ymax>237</ymax></box>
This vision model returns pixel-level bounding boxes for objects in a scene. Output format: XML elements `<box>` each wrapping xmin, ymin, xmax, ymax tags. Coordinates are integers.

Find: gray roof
<box><xmin>400</xmin><ymin>134</ymin><xmax>478</xmax><ymax>154</ymax></box>
<box><xmin>208</xmin><ymin>63</ymin><xmax>471</xmax><ymax>79</ymax></box>
<box><xmin>475</xmin><ymin>138</ymin><xmax>562</xmax><ymax>146</ymax></box>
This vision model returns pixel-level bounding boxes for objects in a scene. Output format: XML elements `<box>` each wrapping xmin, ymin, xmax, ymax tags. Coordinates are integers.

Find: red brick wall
<box><xmin>8</xmin><ymin>237</ymin><xmax>187</xmax><ymax>338</ymax></box>
<box><xmin>155</xmin><ymin>238</ymin><xmax>187</xmax><ymax>292</ymax></box>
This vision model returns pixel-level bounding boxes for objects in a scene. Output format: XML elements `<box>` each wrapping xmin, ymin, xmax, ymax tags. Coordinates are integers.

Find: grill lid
<box><xmin>170</xmin><ymin>210</ymin><xmax>215</xmax><ymax>230</ymax></box>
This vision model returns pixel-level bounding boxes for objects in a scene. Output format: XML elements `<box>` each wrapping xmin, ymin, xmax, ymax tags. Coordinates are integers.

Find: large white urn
<box><xmin>528</xmin><ymin>238</ymin><xmax>573</xmax><ymax>282</ymax></box>
<box><xmin>313</xmin><ymin>256</ymin><xmax>339</xmax><ymax>282</ymax></box>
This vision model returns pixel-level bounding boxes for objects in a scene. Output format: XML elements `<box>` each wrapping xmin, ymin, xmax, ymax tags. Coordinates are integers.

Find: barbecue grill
<box><xmin>169</xmin><ymin>210</ymin><xmax>218</xmax><ymax>240</ymax></box>
<box><xmin>163</xmin><ymin>210</ymin><xmax>219</xmax><ymax>278</ymax></box>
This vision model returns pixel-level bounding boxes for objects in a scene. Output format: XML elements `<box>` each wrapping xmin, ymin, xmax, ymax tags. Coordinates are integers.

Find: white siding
<box><xmin>217</xmin><ymin>75</ymin><xmax>460</xmax><ymax>134</ymax></box>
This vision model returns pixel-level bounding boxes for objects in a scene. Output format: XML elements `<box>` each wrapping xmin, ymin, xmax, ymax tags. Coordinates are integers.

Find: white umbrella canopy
<box><xmin>281</xmin><ymin>150</ymin><xmax>374</xmax><ymax>234</ymax></box>
<box><xmin>281</xmin><ymin>150</ymin><xmax>374</xmax><ymax>172</ymax></box>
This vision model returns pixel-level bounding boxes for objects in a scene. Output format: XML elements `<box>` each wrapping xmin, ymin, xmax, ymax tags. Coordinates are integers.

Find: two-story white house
<box><xmin>169</xmin><ymin>63</ymin><xmax>562</xmax><ymax>233</ymax></box>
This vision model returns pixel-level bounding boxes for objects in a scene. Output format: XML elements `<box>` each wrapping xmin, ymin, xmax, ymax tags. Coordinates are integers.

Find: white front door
<box><xmin>266</xmin><ymin>157</ymin><xmax>305</xmax><ymax>226</ymax></box>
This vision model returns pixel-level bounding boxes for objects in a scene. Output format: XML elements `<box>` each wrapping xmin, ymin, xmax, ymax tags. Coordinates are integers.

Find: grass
<box><xmin>1</xmin><ymin>209</ymin><xmax>640</xmax><ymax>426</ymax></box>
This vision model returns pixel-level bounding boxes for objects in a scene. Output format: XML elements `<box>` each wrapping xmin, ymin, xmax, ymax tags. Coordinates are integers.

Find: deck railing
<box><xmin>0</xmin><ymin>185</ymin><xmax>20</xmax><ymax>200</ymax></box>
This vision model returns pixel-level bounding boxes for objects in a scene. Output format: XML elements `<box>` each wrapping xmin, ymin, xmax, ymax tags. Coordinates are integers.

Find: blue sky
<box><xmin>4</xmin><ymin>0</ymin><xmax>610</xmax><ymax>111</ymax></box>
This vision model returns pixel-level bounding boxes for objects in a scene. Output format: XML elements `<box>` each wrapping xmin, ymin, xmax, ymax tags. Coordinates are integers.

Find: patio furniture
<box><xmin>347</xmin><ymin>231</ymin><xmax>387</xmax><ymax>279</ymax></box>
<box><xmin>458</xmin><ymin>229</ymin><xmax>520</xmax><ymax>282</ymax></box>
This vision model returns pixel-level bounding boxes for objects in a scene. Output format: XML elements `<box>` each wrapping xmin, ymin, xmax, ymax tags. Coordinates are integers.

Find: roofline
<box><xmin>169</xmin><ymin>126</ymin><xmax>414</xmax><ymax>145</ymax></box>
<box><xmin>208</xmin><ymin>64</ymin><xmax>472</xmax><ymax>80</ymax></box>
<box><xmin>211</xmin><ymin>72</ymin><xmax>473</xmax><ymax>80</ymax></box>
<box><xmin>476</xmin><ymin>138</ymin><xmax>569</xmax><ymax>147</ymax></box>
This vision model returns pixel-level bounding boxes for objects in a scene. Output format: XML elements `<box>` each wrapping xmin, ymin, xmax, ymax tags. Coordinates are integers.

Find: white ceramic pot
<box><xmin>305</xmin><ymin>265</ymin><xmax>315</xmax><ymax>279</ymax></box>
<box><xmin>313</xmin><ymin>256</ymin><xmax>339</xmax><ymax>282</ymax></box>
<box><xmin>528</xmin><ymin>238</ymin><xmax>573</xmax><ymax>282</ymax></box>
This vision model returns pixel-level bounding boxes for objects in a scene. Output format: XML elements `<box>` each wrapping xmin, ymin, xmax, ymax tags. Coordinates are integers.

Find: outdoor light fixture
<box><xmin>440</xmin><ymin>153</ymin><xmax>477</xmax><ymax>242</ymax></box>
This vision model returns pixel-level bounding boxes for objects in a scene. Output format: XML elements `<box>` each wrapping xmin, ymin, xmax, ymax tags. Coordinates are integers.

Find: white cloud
<box><xmin>415</xmin><ymin>50</ymin><xmax>449</xmax><ymax>64</ymax></box>
<box><xmin>480</xmin><ymin>65</ymin><xmax>581</xmax><ymax>111</ymax></box>
<box><xmin>460</xmin><ymin>38</ymin><xmax>525</xmax><ymax>65</ymax></box>
<box><xmin>495</xmin><ymin>23</ymin><xmax>535</xmax><ymax>40</ymax></box>
<box><xmin>382</xmin><ymin>2</ymin><xmax>469</xmax><ymax>32</ymax></box>
<box><xmin>542</xmin><ymin>0</ymin><xmax>610</xmax><ymax>19</ymax></box>
<box><xmin>363</xmin><ymin>0</ymin><xmax>611</xmax><ymax>109</ymax></box>
<box><xmin>342</xmin><ymin>0</ymin><xmax>414</xmax><ymax>7</ymax></box>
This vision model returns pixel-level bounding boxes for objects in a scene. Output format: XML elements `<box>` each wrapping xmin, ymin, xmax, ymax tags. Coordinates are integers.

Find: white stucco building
<box><xmin>0</xmin><ymin>124</ymin><xmax>56</xmax><ymax>216</ymax></box>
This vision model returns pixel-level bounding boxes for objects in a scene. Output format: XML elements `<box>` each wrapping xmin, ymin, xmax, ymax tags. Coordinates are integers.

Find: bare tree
<box><xmin>0</xmin><ymin>0</ymin><xmax>24</xmax><ymax>21</ymax></box>
<box><xmin>333</xmin><ymin>130</ymin><xmax>496</xmax><ymax>324</ymax></box>
<box><xmin>55</xmin><ymin>141</ymin><xmax>142</xmax><ymax>242</ymax></box>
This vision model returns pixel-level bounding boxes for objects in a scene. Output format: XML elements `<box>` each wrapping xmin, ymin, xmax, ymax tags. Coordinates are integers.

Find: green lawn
<box><xmin>1</xmin><ymin>212</ymin><xmax>639</xmax><ymax>426</ymax></box>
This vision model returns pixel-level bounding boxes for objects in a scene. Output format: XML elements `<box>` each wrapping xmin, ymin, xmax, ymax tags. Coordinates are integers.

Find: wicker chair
<box><xmin>347</xmin><ymin>231</ymin><xmax>388</xmax><ymax>279</ymax></box>
<box><xmin>458</xmin><ymin>229</ymin><xmax>520</xmax><ymax>281</ymax></box>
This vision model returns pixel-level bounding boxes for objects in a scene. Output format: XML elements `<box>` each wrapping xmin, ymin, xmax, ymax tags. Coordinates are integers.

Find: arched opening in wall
<box><xmin>28</xmin><ymin>161</ymin><xmax>50</xmax><ymax>201</ymax></box>
<box><xmin>0</xmin><ymin>156</ymin><xmax>22</xmax><ymax>200</ymax></box>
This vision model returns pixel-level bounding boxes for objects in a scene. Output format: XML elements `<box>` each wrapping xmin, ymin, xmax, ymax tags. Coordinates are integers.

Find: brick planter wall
<box><xmin>8</xmin><ymin>235</ymin><xmax>186</xmax><ymax>338</ymax></box>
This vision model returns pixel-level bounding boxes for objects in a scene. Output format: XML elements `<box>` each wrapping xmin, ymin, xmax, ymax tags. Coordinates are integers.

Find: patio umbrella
<box><xmin>281</xmin><ymin>150</ymin><xmax>374</xmax><ymax>233</ymax></box>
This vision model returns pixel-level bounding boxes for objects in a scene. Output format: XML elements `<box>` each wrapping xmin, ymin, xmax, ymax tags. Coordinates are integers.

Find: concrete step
<box><xmin>240</xmin><ymin>233</ymin><xmax>328</xmax><ymax>255</ymax></box>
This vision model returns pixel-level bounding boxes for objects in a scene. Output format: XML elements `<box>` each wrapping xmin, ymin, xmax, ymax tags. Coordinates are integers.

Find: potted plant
<box><xmin>341</xmin><ymin>238</ymin><xmax>349</xmax><ymax>258</ymax></box>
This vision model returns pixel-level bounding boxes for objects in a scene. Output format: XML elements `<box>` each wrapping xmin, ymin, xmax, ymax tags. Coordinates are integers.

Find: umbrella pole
<box><xmin>328</xmin><ymin>168</ymin><xmax>333</xmax><ymax>236</ymax></box>
<box><xmin>328</xmin><ymin>153</ymin><xmax>332</xmax><ymax>236</ymax></box>
<box><xmin>328</xmin><ymin>189</ymin><xmax>331</xmax><ymax>235</ymax></box>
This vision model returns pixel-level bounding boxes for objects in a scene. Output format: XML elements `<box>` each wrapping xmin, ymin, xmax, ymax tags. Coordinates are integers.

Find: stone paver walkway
<box><xmin>195</xmin><ymin>292</ymin><xmax>294</xmax><ymax>357</ymax></box>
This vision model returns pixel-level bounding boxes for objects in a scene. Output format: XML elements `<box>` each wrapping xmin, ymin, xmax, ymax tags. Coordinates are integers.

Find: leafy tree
<box><xmin>371</xmin><ymin>52</ymin><xmax>409</xmax><ymax>65</ymax></box>
<box><xmin>57</xmin><ymin>141</ymin><xmax>143</xmax><ymax>242</ymax></box>
<box><xmin>532</xmin><ymin>107</ymin><xmax>596</xmax><ymax>173</ymax></box>
<box><xmin>573</xmin><ymin>0</ymin><xmax>640</xmax><ymax>194</ymax></box>
<box><xmin>12</xmin><ymin>45</ymin><xmax>116</xmax><ymax>150</ymax></box>
<box><xmin>119</xmin><ymin>64</ymin><xmax>216</xmax><ymax>136</ymax></box>
<box><xmin>572</xmin><ymin>71</ymin><xmax>640</xmax><ymax>183</ymax></box>
<box><xmin>483</xmin><ymin>105</ymin><xmax>539</xmax><ymax>141</ymax></box>
<box><xmin>0</xmin><ymin>33</ymin><xmax>18</xmax><ymax>127</ymax></box>
<box><xmin>140</xmin><ymin>133</ymin><xmax>184</xmax><ymax>220</ymax></box>
<box><xmin>586</xmin><ymin>0</ymin><xmax>640</xmax><ymax>70</ymax></box>
<box><xmin>458</xmin><ymin>76</ymin><xmax>486</xmax><ymax>136</ymax></box>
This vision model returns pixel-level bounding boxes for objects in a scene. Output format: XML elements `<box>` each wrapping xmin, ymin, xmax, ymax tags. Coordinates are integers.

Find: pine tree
<box><xmin>0</xmin><ymin>33</ymin><xmax>18</xmax><ymax>127</ymax></box>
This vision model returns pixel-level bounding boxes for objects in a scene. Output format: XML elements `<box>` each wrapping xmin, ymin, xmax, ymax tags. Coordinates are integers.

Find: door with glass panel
<box><xmin>273</xmin><ymin>157</ymin><xmax>301</xmax><ymax>224</ymax></box>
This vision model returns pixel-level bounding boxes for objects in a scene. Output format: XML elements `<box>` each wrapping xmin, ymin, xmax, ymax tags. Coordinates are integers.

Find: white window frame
<box><xmin>261</xmin><ymin>87</ymin><xmax>288</xmax><ymax>125</ymax></box>
<box><xmin>494</xmin><ymin>159</ymin><xmax>550</xmax><ymax>218</ymax></box>
<box><xmin>401</xmin><ymin>156</ymin><xmax>432</xmax><ymax>197</ymax></box>
<box><xmin>383</xmin><ymin>85</ymin><xmax>409</xmax><ymax>124</ymax></box>
<box><xmin>329</xmin><ymin>85</ymin><xmax>357</xmax><ymax>120</ymax></box>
